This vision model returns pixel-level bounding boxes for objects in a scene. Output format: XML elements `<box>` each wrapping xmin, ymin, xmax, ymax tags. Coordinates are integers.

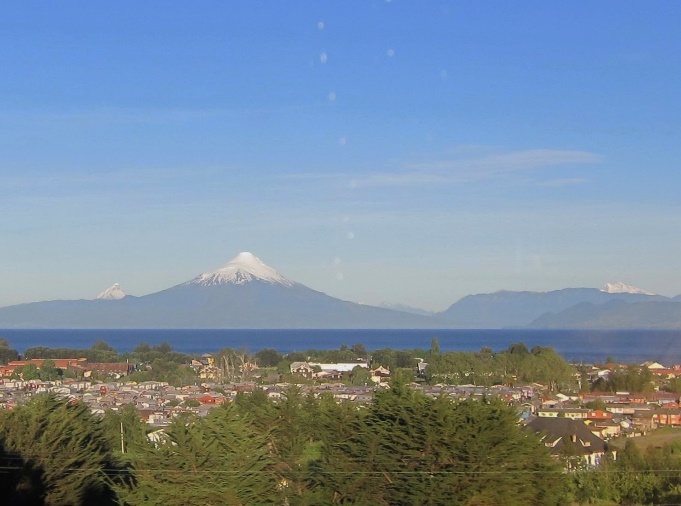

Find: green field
<box><xmin>612</xmin><ymin>427</ymin><xmax>681</xmax><ymax>451</ymax></box>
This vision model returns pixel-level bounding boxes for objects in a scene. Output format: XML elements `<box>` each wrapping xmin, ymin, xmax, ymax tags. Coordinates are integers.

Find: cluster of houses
<box><xmin>585</xmin><ymin>360</ymin><xmax>681</xmax><ymax>384</ymax></box>
<box><xmin>522</xmin><ymin>386</ymin><xmax>681</xmax><ymax>468</ymax></box>
<box><xmin>0</xmin><ymin>379</ymin><xmax>540</xmax><ymax>422</ymax></box>
<box><xmin>289</xmin><ymin>360</ymin><xmax>390</xmax><ymax>383</ymax></box>
<box><xmin>0</xmin><ymin>358</ymin><xmax>133</xmax><ymax>379</ymax></box>
<box><xmin>4</xmin><ymin>353</ymin><xmax>681</xmax><ymax>470</ymax></box>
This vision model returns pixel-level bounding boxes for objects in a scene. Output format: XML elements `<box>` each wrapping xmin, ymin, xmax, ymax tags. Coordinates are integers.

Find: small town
<box><xmin>3</xmin><ymin>345</ymin><xmax>681</xmax><ymax>472</ymax></box>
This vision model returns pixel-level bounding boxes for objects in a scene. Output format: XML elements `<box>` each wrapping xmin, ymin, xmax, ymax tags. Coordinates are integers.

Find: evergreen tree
<box><xmin>0</xmin><ymin>339</ymin><xmax>19</xmax><ymax>365</ymax></box>
<box><xmin>315</xmin><ymin>379</ymin><xmax>566</xmax><ymax>505</ymax></box>
<box><xmin>101</xmin><ymin>404</ymin><xmax>151</xmax><ymax>456</ymax></box>
<box><xmin>20</xmin><ymin>363</ymin><xmax>39</xmax><ymax>381</ymax></box>
<box><xmin>132</xmin><ymin>406</ymin><xmax>279</xmax><ymax>505</ymax></box>
<box><xmin>0</xmin><ymin>394</ymin><xmax>132</xmax><ymax>505</ymax></box>
<box><xmin>39</xmin><ymin>359</ymin><xmax>60</xmax><ymax>381</ymax></box>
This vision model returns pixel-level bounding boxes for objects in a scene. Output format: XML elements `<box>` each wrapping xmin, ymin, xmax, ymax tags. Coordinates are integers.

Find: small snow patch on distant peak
<box><xmin>96</xmin><ymin>283</ymin><xmax>126</xmax><ymax>300</ymax></box>
<box><xmin>187</xmin><ymin>252</ymin><xmax>295</xmax><ymax>287</ymax></box>
<box><xmin>600</xmin><ymin>282</ymin><xmax>654</xmax><ymax>295</ymax></box>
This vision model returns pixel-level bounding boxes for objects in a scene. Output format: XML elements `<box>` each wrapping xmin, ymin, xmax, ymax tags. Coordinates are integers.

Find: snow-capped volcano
<box><xmin>186</xmin><ymin>252</ymin><xmax>295</xmax><ymax>287</ymax></box>
<box><xmin>600</xmin><ymin>282</ymin><xmax>654</xmax><ymax>296</ymax></box>
<box><xmin>96</xmin><ymin>283</ymin><xmax>126</xmax><ymax>300</ymax></box>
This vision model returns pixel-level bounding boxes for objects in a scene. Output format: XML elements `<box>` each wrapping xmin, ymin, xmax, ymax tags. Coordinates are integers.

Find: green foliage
<box><xmin>0</xmin><ymin>338</ymin><xmax>19</xmax><ymax>365</ymax></box>
<box><xmin>255</xmin><ymin>348</ymin><xmax>283</xmax><ymax>367</ymax></box>
<box><xmin>91</xmin><ymin>339</ymin><xmax>116</xmax><ymax>352</ymax></box>
<box><xmin>425</xmin><ymin>343</ymin><xmax>575</xmax><ymax>390</ymax></box>
<box><xmin>0</xmin><ymin>382</ymin><xmax>576</xmax><ymax>503</ymax></box>
<box><xmin>369</xmin><ymin>348</ymin><xmax>420</xmax><ymax>371</ymax></box>
<box><xmin>123</xmin><ymin>342</ymin><xmax>190</xmax><ymax>366</ymax></box>
<box><xmin>0</xmin><ymin>394</ymin><xmax>133</xmax><ymax>504</ymax></box>
<box><xmin>284</xmin><ymin>346</ymin><xmax>370</xmax><ymax>365</ymax></box>
<box><xmin>430</xmin><ymin>336</ymin><xmax>441</xmax><ymax>355</ymax></box>
<box><xmin>370</xmin><ymin>347</ymin><xmax>396</xmax><ymax>368</ymax></box>
<box><xmin>286</xmin><ymin>351</ymin><xmax>307</xmax><ymax>362</ymax></box>
<box><xmin>24</xmin><ymin>344</ymin><xmax>118</xmax><ymax>363</ymax></box>
<box><xmin>125</xmin><ymin>357</ymin><xmax>198</xmax><ymax>386</ymax></box>
<box><xmin>351</xmin><ymin>342</ymin><xmax>367</xmax><ymax>358</ymax></box>
<box><xmin>315</xmin><ymin>384</ymin><xmax>565</xmax><ymax>505</ymax></box>
<box><xmin>20</xmin><ymin>362</ymin><xmax>40</xmax><ymax>380</ymax></box>
<box><xmin>593</xmin><ymin>364</ymin><xmax>654</xmax><ymax>393</ymax></box>
<box><xmin>132</xmin><ymin>405</ymin><xmax>279</xmax><ymax>504</ymax></box>
<box><xmin>348</xmin><ymin>365</ymin><xmax>372</xmax><ymax>386</ymax></box>
<box><xmin>153</xmin><ymin>342</ymin><xmax>173</xmax><ymax>354</ymax></box>
<box><xmin>39</xmin><ymin>358</ymin><xmax>61</xmax><ymax>381</ymax></box>
<box><xmin>565</xmin><ymin>439</ymin><xmax>681</xmax><ymax>505</ymax></box>
<box><xmin>101</xmin><ymin>404</ymin><xmax>151</xmax><ymax>455</ymax></box>
<box><xmin>396</xmin><ymin>349</ymin><xmax>418</xmax><ymax>368</ymax></box>
<box><xmin>585</xmin><ymin>399</ymin><xmax>608</xmax><ymax>411</ymax></box>
<box><xmin>134</xmin><ymin>343</ymin><xmax>151</xmax><ymax>353</ymax></box>
<box><xmin>508</xmin><ymin>342</ymin><xmax>529</xmax><ymax>355</ymax></box>
<box><xmin>0</xmin><ymin>343</ymin><xmax>591</xmax><ymax>503</ymax></box>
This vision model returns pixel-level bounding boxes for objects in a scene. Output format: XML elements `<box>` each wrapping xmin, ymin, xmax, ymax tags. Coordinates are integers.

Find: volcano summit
<box><xmin>0</xmin><ymin>253</ymin><xmax>434</xmax><ymax>329</ymax></box>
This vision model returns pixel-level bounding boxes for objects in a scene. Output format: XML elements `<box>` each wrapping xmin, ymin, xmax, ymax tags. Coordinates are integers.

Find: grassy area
<box><xmin>611</xmin><ymin>427</ymin><xmax>681</xmax><ymax>451</ymax></box>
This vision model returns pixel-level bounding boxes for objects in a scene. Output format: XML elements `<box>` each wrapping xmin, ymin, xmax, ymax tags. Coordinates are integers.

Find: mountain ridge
<box><xmin>0</xmin><ymin>253</ymin><xmax>437</xmax><ymax>329</ymax></box>
<box><xmin>1</xmin><ymin>254</ymin><xmax>680</xmax><ymax>329</ymax></box>
<box><xmin>433</xmin><ymin>287</ymin><xmax>669</xmax><ymax>328</ymax></box>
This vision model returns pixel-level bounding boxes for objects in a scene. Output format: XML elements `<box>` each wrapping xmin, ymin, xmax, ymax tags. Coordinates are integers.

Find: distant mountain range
<box><xmin>1</xmin><ymin>252</ymin><xmax>680</xmax><ymax>329</ymax></box>
<box><xmin>0</xmin><ymin>253</ymin><xmax>435</xmax><ymax>329</ymax></box>
<box><xmin>436</xmin><ymin>287</ymin><xmax>673</xmax><ymax>328</ymax></box>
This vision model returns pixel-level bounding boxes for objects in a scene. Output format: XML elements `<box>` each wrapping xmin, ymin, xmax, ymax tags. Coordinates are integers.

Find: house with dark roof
<box><xmin>290</xmin><ymin>362</ymin><xmax>315</xmax><ymax>378</ymax></box>
<box><xmin>526</xmin><ymin>417</ymin><xmax>614</xmax><ymax>469</ymax></box>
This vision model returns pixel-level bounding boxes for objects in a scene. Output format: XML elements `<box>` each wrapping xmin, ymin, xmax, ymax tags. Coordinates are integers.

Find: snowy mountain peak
<box><xmin>187</xmin><ymin>252</ymin><xmax>295</xmax><ymax>287</ymax></box>
<box><xmin>96</xmin><ymin>283</ymin><xmax>126</xmax><ymax>300</ymax></box>
<box><xmin>600</xmin><ymin>282</ymin><xmax>654</xmax><ymax>295</ymax></box>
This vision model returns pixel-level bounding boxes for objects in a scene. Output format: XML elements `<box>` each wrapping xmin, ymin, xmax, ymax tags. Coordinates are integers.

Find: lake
<box><xmin>1</xmin><ymin>328</ymin><xmax>681</xmax><ymax>364</ymax></box>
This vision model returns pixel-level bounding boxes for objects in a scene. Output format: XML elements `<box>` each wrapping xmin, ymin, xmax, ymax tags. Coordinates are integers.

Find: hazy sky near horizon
<box><xmin>1</xmin><ymin>1</ymin><xmax>680</xmax><ymax>311</ymax></box>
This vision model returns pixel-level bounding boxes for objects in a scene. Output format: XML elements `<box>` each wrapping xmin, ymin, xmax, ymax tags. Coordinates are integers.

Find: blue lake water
<box><xmin>1</xmin><ymin>328</ymin><xmax>681</xmax><ymax>364</ymax></box>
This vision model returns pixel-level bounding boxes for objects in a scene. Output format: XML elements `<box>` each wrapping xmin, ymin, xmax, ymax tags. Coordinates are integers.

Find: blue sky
<box><xmin>1</xmin><ymin>1</ymin><xmax>680</xmax><ymax>311</ymax></box>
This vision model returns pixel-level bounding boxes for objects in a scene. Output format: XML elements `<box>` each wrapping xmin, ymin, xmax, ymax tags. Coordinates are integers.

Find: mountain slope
<box><xmin>1</xmin><ymin>255</ymin><xmax>679</xmax><ymax>329</ymax></box>
<box><xmin>0</xmin><ymin>253</ymin><xmax>435</xmax><ymax>329</ymax></box>
<box><xmin>528</xmin><ymin>299</ymin><xmax>681</xmax><ymax>329</ymax></box>
<box><xmin>435</xmin><ymin>287</ymin><xmax>667</xmax><ymax>328</ymax></box>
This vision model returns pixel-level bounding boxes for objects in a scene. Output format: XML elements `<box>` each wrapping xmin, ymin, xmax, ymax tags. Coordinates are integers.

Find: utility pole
<box><xmin>120</xmin><ymin>421</ymin><xmax>125</xmax><ymax>454</ymax></box>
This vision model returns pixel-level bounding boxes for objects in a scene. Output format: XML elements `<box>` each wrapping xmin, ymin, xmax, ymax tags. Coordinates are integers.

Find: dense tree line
<box><xmin>6</xmin><ymin>337</ymin><xmax>577</xmax><ymax>391</ymax></box>
<box><xmin>23</xmin><ymin>340</ymin><xmax>191</xmax><ymax>365</ymax></box>
<box><xmin>591</xmin><ymin>365</ymin><xmax>655</xmax><ymax>393</ymax></box>
<box><xmin>0</xmin><ymin>395</ymin><xmax>133</xmax><ymax>505</ymax></box>
<box><xmin>256</xmin><ymin>340</ymin><xmax>576</xmax><ymax>391</ymax></box>
<box><xmin>422</xmin><ymin>342</ymin><xmax>576</xmax><ymax>390</ymax></box>
<box><xmin>0</xmin><ymin>383</ymin><xmax>567</xmax><ymax>505</ymax></box>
